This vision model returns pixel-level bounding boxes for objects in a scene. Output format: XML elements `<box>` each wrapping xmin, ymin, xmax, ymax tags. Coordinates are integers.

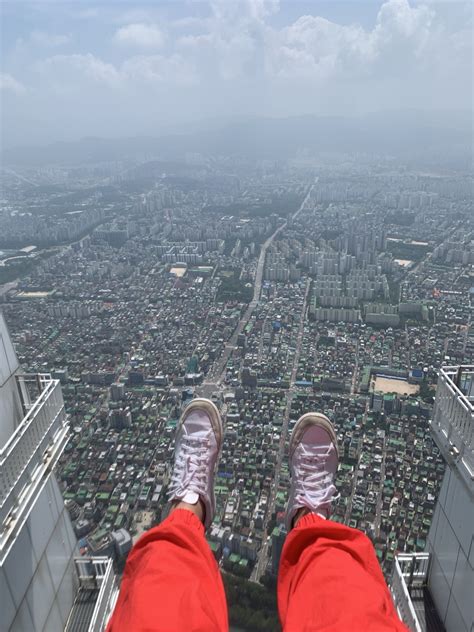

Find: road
<box><xmin>250</xmin><ymin>278</ymin><xmax>311</xmax><ymax>582</ymax></box>
<box><xmin>350</xmin><ymin>340</ymin><xmax>360</xmax><ymax>395</ymax></box>
<box><xmin>345</xmin><ymin>335</ymin><xmax>377</xmax><ymax>522</ymax></box>
<box><xmin>374</xmin><ymin>432</ymin><xmax>387</xmax><ymax>538</ymax></box>
<box><xmin>2</xmin><ymin>167</ymin><xmax>39</xmax><ymax>187</ymax></box>
<box><xmin>203</xmin><ymin>223</ymin><xmax>285</xmax><ymax>385</ymax></box>
<box><xmin>200</xmin><ymin>183</ymin><xmax>316</xmax><ymax>581</ymax></box>
<box><xmin>344</xmin><ymin>391</ymin><xmax>369</xmax><ymax>523</ymax></box>
<box><xmin>203</xmin><ymin>182</ymin><xmax>315</xmax><ymax>389</ymax></box>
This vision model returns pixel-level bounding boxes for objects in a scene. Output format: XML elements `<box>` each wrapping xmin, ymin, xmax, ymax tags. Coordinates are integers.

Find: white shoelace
<box><xmin>168</xmin><ymin>434</ymin><xmax>211</xmax><ymax>500</ymax></box>
<box><xmin>294</xmin><ymin>446</ymin><xmax>338</xmax><ymax>509</ymax></box>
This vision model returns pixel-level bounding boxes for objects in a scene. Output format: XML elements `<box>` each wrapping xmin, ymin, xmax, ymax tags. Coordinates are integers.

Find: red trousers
<box><xmin>107</xmin><ymin>509</ymin><xmax>407</xmax><ymax>631</ymax></box>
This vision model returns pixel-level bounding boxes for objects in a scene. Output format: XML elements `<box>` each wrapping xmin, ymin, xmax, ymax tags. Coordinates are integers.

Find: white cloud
<box><xmin>74</xmin><ymin>8</ymin><xmax>100</xmax><ymax>19</ymax></box>
<box><xmin>265</xmin><ymin>0</ymin><xmax>438</xmax><ymax>80</ymax></box>
<box><xmin>36</xmin><ymin>54</ymin><xmax>120</xmax><ymax>90</ymax></box>
<box><xmin>30</xmin><ymin>31</ymin><xmax>71</xmax><ymax>47</ymax></box>
<box><xmin>41</xmin><ymin>0</ymin><xmax>465</xmax><ymax>94</ymax></box>
<box><xmin>266</xmin><ymin>16</ymin><xmax>373</xmax><ymax>79</ymax></box>
<box><xmin>35</xmin><ymin>52</ymin><xmax>195</xmax><ymax>91</ymax></box>
<box><xmin>22</xmin><ymin>0</ymin><xmax>473</xmax><ymax>92</ymax></box>
<box><xmin>177</xmin><ymin>0</ymin><xmax>270</xmax><ymax>81</ymax></box>
<box><xmin>0</xmin><ymin>73</ymin><xmax>26</xmax><ymax>94</ymax></box>
<box><xmin>114</xmin><ymin>23</ymin><xmax>165</xmax><ymax>49</ymax></box>
<box><xmin>13</xmin><ymin>31</ymin><xmax>71</xmax><ymax>58</ymax></box>
<box><xmin>376</xmin><ymin>0</ymin><xmax>433</xmax><ymax>38</ymax></box>
<box><xmin>210</xmin><ymin>0</ymin><xmax>278</xmax><ymax>22</ymax></box>
<box><xmin>122</xmin><ymin>54</ymin><xmax>196</xmax><ymax>85</ymax></box>
<box><xmin>179</xmin><ymin>30</ymin><xmax>259</xmax><ymax>80</ymax></box>
<box><xmin>370</xmin><ymin>0</ymin><xmax>434</xmax><ymax>62</ymax></box>
<box><xmin>2</xmin><ymin>0</ymin><xmax>471</xmax><ymax>146</ymax></box>
<box><xmin>113</xmin><ymin>9</ymin><xmax>155</xmax><ymax>25</ymax></box>
<box><xmin>171</xmin><ymin>16</ymin><xmax>211</xmax><ymax>31</ymax></box>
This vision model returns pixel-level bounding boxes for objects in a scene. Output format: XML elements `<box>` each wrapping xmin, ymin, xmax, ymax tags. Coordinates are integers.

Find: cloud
<box><xmin>122</xmin><ymin>54</ymin><xmax>196</xmax><ymax>85</ymax></box>
<box><xmin>28</xmin><ymin>0</ymin><xmax>470</xmax><ymax>101</ymax></box>
<box><xmin>24</xmin><ymin>0</ymin><xmax>472</xmax><ymax>91</ymax></box>
<box><xmin>210</xmin><ymin>0</ymin><xmax>279</xmax><ymax>22</ymax></box>
<box><xmin>35</xmin><ymin>52</ymin><xmax>195</xmax><ymax>91</ymax></box>
<box><xmin>266</xmin><ymin>16</ymin><xmax>371</xmax><ymax>79</ymax></box>
<box><xmin>74</xmin><ymin>8</ymin><xmax>100</xmax><ymax>19</ymax></box>
<box><xmin>376</xmin><ymin>0</ymin><xmax>433</xmax><ymax>39</ymax></box>
<box><xmin>36</xmin><ymin>54</ymin><xmax>120</xmax><ymax>90</ymax></box>
<box><xmin>113</xmin><ymin>9</ymin><xmax>156</xmax><ymax>25</ymax></box>
<box><xmin>13</xmin><ymin>31</ymin><xmax>71</xmax><ymax>58</ymax></box>
<box><xmin>265</xmin><ymin>0</ymin><xmax>437</xmax><ymax>80</ymax></box>
<box><xmin>30</xmin><ymin>31</ymin><xmax>71</xmax><ymax>47</ymax></box>
<box><xmin>178</xmin><ymin>31</ymin><xmax>260</xmax><ymax>81</ymax></box>
<box><xmin>171</xmin><ymin>16</ymin><xmax>211</xmax><ymax>31</ymax></box>
<box><xmin>1</xmin><ymin>0</ymin><xmax>471</xmax><ymax>147</ymax></box>
<box><xmin>0</xmin><ymin>73</ymin><xmax>26</xmax><ymax>94</ymax></box>
<box><xmin>371</xmin><ymin>0</ymin><xmax>434</xmax><ymax>61</ymax></box>
<box><xmin>114</xmin><ymin>23</ymin><xmax>165</xmax><ymax>49</ymax></box>
<box><xmin>176</xmin><ymin>0</ymin><xmax>270</xmax><ymax>81</ymax></box>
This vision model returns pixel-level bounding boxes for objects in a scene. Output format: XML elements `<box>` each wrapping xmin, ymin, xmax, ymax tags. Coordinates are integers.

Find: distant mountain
<box><xmin>2</xmin><ymin>111</ymin><xmax>471</xmax><ymax>167</ymax></box>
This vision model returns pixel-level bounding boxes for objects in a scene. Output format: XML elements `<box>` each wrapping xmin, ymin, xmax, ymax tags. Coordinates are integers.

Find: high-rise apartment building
<box><xmin>0</xmin><ymin>313</ymin><xmax>118</xmax><ymax>631</ymax></box>
<box><xmin>391</xmin><ymin>365</ymin><xmax>473</xmax><ymax>632</ymax></box>
<box><xmin>271</xmin><ymin>525</ymin><xmax>287</xmax><ymax>576</ymax></box>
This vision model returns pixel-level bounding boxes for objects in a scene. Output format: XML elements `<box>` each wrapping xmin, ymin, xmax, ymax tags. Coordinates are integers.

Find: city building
<box><xmin>0</xmin><ymin>313</ymin><xmax>118</xmax><ymax>631</ymax></box>
<box><xmin>391</xmin><ymin>365</ymin><xmax>473</xmax><ymax>632</ymax></box>
<box><xmin>271</xmin><ymin>525</ymin><xmax>287</xmax><ymax>575</ymax></box>
<box><xmin>0</xmin><ymin>157</ymin><xmax>472</xmax><ymax>616</ymax></box>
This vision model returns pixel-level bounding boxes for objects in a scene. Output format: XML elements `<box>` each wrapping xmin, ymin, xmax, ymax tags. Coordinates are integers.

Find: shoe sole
<box><xmin>290</xmin><ymin>412</ymin><xmax>339</xmax><ymax>459</ymax></box>
<box><xmin>181</xmin><ymin>397</ymin><xmax>223</xmax><ymax>449</ymax></box>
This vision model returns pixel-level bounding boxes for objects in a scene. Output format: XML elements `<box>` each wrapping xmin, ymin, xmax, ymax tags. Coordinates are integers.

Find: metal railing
<box><xmin>431</xmin><ymin>366</ymin><xmax>474</xmax><ymax>482</ymax></box>
<box><xmin>75</xmin><ymin>557</ymin><xmax>118</xmax><ymax>632</ymax></box>
<box><xmin>0</xmin><ymin>374</ymin><xmax>68</xmax><ymax>527</ymax></box>
<box><xmin>390</xmin><ymin>553</ymin><xmax>430</xmax><ymax>632</ymax></box>
<box><xmin>396</xmin><ymin>552</ymin><xmax>430</xmax><ymax>586</ymax></box>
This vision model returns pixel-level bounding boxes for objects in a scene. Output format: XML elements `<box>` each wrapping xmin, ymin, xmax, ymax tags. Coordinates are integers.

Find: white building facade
<box><xmin>391</xmin><ymin>365</ymin><xmax>473</xmax><ymax>632</ymax></box>
<box><xmin>0</xmin><ymin>313</ymin><xmax>117</xmax><ymax>631</ymax></box>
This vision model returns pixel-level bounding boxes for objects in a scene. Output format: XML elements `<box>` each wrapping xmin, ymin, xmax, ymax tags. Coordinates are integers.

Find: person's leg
<box><xmin>107</xmin><ymin>399</ymin><xmax>229</xmax><ymax>632</ymax></box>
<box><xmin>278</xmin><ymin>514</ymin><xmax>407</xmax><ymax>631</ymax></box>
<box><xmin>278</xmin><ymin>412</ymin><xmax>407</xmax><ymax>632</ymax></box>
<box><xmin>107</xmin><ymin>508</ymin><xmax>228</xmax><ymax>631</ymax></box>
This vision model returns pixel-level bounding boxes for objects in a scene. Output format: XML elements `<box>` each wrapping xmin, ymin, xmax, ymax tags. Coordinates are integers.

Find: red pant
<box><xmin>107</xmin><ymin>509</ymin><xmax>407</xmax><ymax>631</ymax></box>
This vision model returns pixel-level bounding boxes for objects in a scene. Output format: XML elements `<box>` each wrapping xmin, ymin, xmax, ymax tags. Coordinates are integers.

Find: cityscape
<box><xmin>1</xmin><ymin>0</ymin><xmax>472</xmax><ymax>630</ymax></box>
<box><xmin>1</xmin><ymin>151</ymin><xmax>472</xmax><ymax>630</ymax></box>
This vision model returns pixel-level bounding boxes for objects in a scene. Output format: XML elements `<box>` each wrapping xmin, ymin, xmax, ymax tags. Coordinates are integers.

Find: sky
<box><xmin>1</xmin><ymin>0</ymin><xmax>472</xmax><ymax>147</ymax></box>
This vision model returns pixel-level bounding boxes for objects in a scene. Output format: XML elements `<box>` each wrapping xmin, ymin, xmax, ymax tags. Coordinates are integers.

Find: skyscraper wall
<box><xmin>0</xmin><ymin>313</ymin><xmax>78</xmax><ymax>631</ymax></box>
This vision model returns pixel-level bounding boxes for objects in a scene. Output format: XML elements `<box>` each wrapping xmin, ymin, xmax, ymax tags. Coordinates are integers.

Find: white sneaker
<box><xmin>168</xmin><ymin>398</ymin><xmax>223</xmax><ymax>529</ymax></box>
<box><xmin>285</xmin><ymin>413</ymin><xmax>339</xmax><ymax>531</ymax></box>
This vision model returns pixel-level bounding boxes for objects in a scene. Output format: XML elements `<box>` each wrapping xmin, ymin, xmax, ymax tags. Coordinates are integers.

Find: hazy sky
<box><xmin>1</xmin><ymin>0</ymin><xmax>472</xmax><ymax>147</ymax></box>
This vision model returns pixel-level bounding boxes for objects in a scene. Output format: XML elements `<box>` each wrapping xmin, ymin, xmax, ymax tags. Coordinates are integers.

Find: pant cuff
<box><xmin>164</xmin><ymin>508</ymin><xmax>205</xmax><ymax>534</ymax></box>
<box><xmin>294</xmin><ymin>512</ymin><xmax>328</xmax><ymax>530</ymax></box>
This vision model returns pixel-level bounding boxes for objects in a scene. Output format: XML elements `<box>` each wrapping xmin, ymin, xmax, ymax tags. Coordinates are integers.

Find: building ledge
<box><xmin>390</xmin><ymin>552</ymin><xmax>445</xmax><ymax>632</ymax></box>
<box><xmin>66</xmin><ymin>557</ymin><xmax>118</xmax><ymax>632</ymax></box>
<box><xmin>0</xmin><ymin>374</ymin><xmax>68</xmax><ymax>558</ymax></box>
<box><xmin>431</xmin><ymin>366</ymin><xmax>474</xmax><ymax>488</ymax></box>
